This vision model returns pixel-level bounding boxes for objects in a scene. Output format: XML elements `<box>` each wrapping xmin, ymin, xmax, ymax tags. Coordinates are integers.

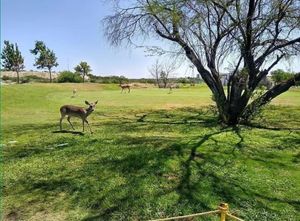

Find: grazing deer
<box><xmin>168</xmin><ymin>83</ymin><xmax>179</xmax><ymax>93</ymax></box>
<box><xmin>119</xmin><ymin>83</ymin><xmax>131</xmax><ymax>93</ymax></box>
<box><xmin>59</xmin><ymin>100</ymin><xmax>98</xmax><ymax>133</ymax></box>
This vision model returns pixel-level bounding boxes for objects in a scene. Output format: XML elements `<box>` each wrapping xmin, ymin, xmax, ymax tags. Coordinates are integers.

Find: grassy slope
<box><xmin>1</xmin><ymin>83</ymin><xmax>300</xmax><ymax>221</ymax></box>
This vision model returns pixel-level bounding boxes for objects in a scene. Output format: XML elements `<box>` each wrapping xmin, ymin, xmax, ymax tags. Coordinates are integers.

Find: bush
<box><xmin>271</xmin><ymin>69</ymin><xmax>293</xmax><ymax>85</ymax></box>
<box><xmin>57</xmin><ymin>71</ymin><xmax>82</xmax><ymax>83</ymax></box>
<box><xmin>24</xmin><ymin>75</ymin><xmax>49</xmax><ymax>83</ymax></box>
<box><xmin>88</xmin><ymin>74</ymin><xmax>129</xmax><ymax>84</ymax></box>
<box><xmin>21</xmin><ymin>78</ymin><xmax>30</xmax><ymax>83</ymax></box>
<box><xmin>1</xmin><ymin>75</ymin><xmax>11</xmax><ymax>81</ymax></box>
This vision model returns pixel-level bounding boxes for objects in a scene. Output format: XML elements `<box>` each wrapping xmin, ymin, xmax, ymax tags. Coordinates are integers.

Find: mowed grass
<box><xmin>1</xmin><ymin>83</ymin><xmax>300</xmax><ymax>221</ymax></box>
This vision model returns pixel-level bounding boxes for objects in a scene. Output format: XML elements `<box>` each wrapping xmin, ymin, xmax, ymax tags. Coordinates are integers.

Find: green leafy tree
<box><xmin>74</xmin><ymin>61</ymin><xmax>92</xmax><ymax>83</ymax></box>
<box><xmin>57</xmin><ymin>71</ymin><xmax>82</xmax><ymax>83</ymax></box>
<box><xmin>271</xmin><ymin>69</ymin><xmax>294</xmax><ymax>85</ymax></box>
<box><xmin>30</xmin><ymin>41</ymin><xmax>58</xmax><ymax>83</ymax></box>
<box><xmin>104</xmin><ymin>0</ymin><xmax>300</xmax><ymax>125</ymax></box>
<box><xmin>1</xmin><ymin>40</ymin><xmax>24</xmax><ymax>84</ymax></box>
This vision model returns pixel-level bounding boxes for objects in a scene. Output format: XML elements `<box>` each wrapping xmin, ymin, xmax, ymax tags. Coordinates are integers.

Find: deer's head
<box><xmin>85</xmin><ymin>100</ymin><xmax>98</xmax><ymax>113</ymax></box>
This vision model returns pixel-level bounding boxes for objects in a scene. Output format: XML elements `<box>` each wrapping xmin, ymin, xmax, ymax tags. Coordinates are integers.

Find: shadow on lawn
<box><xmin>6</xmin><ymin>108</ymin><xmax>300</xmax><ymax>221</ymax></box>
<box><xmin>52</xmin><ymin>130</ymin><xmax>84</xmax><ymax>135</ymax></box>
<box><xmin>81</xmin><ymin>122</ymin><xmax>299</xmax><ymax>220</ymax></box>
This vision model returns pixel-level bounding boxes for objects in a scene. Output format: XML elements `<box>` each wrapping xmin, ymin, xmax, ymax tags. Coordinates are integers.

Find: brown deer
<box><xmin>168</xmin><ymin>83</ymin><xmax>179</xmax><ymax>93</ymax></box>
<box><xmin>59</xmin><ymin>100</ymin><xmax>98</xmax><ymax>133</ymax></box>
<box><xmin>119</xmin><ymin>83</ymin><xmax>131</xmax><ymax>93</ymax></box>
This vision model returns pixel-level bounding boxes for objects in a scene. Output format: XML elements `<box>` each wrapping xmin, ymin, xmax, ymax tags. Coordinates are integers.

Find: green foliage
<box><xmin>242</xmin><ymin>89</ymin><xmax>269</xmax><ymax>123</ymax></box>
<box><xmin>1</xmin><ymin>40</ymin><xmax>24</xmax><ymax>83</ymax></box>
<box><xmin>88</xmin><ymin>74</ymin><xmax>129</xmax><ymax>84</ymax></box>
<box><xmin>30</xmin><ymin>41</ymin><xmax>58</xmax><ymax>82</ymax></box>
<box><xmin>271</xmin><ymin>69</ymin><xmax>294</xmax><ymax>85</ymax></box>
<box><xmin>135</xmin><ymin>78</ymin><xmax>156</xmax><ymax>84</ymax></box>
<box><xmin>74</xmin><ymin>61</ymin><xmax>92</xmax><ymax>82</ymax></box>
<box><xmin>1</xmin><ymin>40</ymin><xmax>25</xmax><ymax>71</ymax></box>
<box><xmin>57</xmin><ymin>71</ymin><xmax>82</xmax><ymax>83</ymax></box>
<box><xmin>1</xmin><ymin>75</ymin><xmax>11</xmax><ymax>81</ymax></box>
<box><xmin>176</xmin><ymin>77</ymin><xmax>188</xmax><ymax>84</ymax></box>
<box><xmin>30</xmin><ymin>41</ymin><xmax>58</xmax><ymax>70</ymax></box>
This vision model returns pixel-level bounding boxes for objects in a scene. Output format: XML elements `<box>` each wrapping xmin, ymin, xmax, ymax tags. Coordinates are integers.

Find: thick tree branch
<box><xmin>245</xmin><ymin>73</ymin><xmax>300</xmax><ymax>113</ymax></box>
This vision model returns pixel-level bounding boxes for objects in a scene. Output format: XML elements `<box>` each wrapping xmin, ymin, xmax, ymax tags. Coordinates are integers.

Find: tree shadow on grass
<box><xmin>80</xmin><ymin>126</ymin><xmax>252</xmax><ymax>220</ymax></box>
<box><xmin>5</xmin><ymin>107</ymin><xmax>300</xmax><ymax>221</ymax></box>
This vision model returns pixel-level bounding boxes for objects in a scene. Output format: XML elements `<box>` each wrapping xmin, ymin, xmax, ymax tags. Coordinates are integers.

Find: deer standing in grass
<box><xmin>71</xmin><ymin>88</ymin><xmax>77</xmax><ymax>98</ymax></box>
<box><xmin>59</xmin><ymin>100</ymin><xmax>98</xmax><ymax>133</ymax></box>
<box><xmin>119</xmin><ymin>83</ymin><xmax>131</xmax><ymax>93</ymax></box>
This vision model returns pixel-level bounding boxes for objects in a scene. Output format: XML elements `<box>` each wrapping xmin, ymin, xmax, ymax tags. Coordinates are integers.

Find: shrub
<box><xmin>21</xmin><ymin>78</ymin><xmax>30</xmax><ymax>83</ymax></box>
<box><xmin>57</xmin><ymin>71</ymin><xmax>82</xmax><ymax>83</ymax></box>
<box><xmin>271</xmin><ymin>69</ymin><xmax>293</xmax><ymax>85</ymax></box>
<box><xmin>23</xmin><ymin>75</ymin><xmax>48</xmax><ymax>83</ymax></box>
<box><xmin>1</xmin><ymin>75</ymin><xmax>11</xmax><ymax>81</ymax></box>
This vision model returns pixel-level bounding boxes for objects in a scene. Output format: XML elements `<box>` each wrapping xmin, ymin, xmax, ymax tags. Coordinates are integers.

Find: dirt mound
<box><xmin>130</xmin><ymin>83</ymin><xmax>155</xmax><ymax>88</ymax></box>
<box><xmin>1</xmin><ymin>71</ymin><xmax>59</xmax><ymax>79</ymax></box>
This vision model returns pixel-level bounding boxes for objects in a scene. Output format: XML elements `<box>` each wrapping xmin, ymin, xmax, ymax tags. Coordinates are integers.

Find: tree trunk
<box><xmin>218</xmin><ymin>101</ymin><xmax>247</xmax><ymax>125</ymax></box>
<box><xmin>215</xmin><ymin>73</ymin><xmax>300</xmax><ymax>125</ymax></box>
<box><xmin>83</xmin><ymin>74</ymin><xmax>85</xmax><ymax>83</ymax></box>
<box><xmin>16</xmin><ymin>70</ymin><xmax>20</xmax><ymax>84</ymax></box>
<box><xmin>163</xmin><ymin>79</ymin><xmax>167</xmax><ymax>88</ymax></box>
<box><xmin>48</xmin><ymin>68</ymin><xmax>52</xmax><ymax>83</ymax></box>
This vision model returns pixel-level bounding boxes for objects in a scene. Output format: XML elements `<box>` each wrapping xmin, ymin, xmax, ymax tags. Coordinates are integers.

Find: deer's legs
<box><xmin>85</xmin><ymin>119</ymin><xmax>93</xmax><ymax>133</ymax></box>
<box><xmin>67</xmin><ymin>116</ymin><xmax>75</xmax><ymax>130</ymax></box>
<box><xmin>60</xmin><ymin>114</ymin><xmax>65</xmax><ymax>130</ymax></box>
<box><xmin>128</xmin><ymin>88</ymin><xmax>130</xmax><ymax>93</ymax></box>
<box><xmin>82</xmin><ymin>120</ymin><xmax>85</xmax><ymax>132</ymax></box>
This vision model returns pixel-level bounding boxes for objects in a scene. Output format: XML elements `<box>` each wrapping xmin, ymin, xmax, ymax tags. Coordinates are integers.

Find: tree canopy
<box><xmin>74</xmin><ymin>61</ymin><xmax>92</xmax><ymax>83</ymax></box>
<box><xmin>1</xmin><ymin>40</ymin><xmax>25</xmax><ymax>84</ymax></box>
<box><xmin>271</xmin><ymin>69</ymin><xmax>296</xmax><ymax>85</ymax></box>
<box><xmin>31</xmin><ymin>41</ymin><xmax>58</xmax><ymax>83</ymax></box>
<box><xmin>104</xmin><ymin>0</ymin><xmax>300</xmax><ymax>125</ymax></box>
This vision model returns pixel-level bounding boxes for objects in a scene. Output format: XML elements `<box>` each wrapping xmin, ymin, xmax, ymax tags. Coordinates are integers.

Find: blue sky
<box><xmin>1</xmin><ymin>0</ymin><xmax>161</xmax><ymax>78</ymax></box>
<box><xmin>1</xmin><ymin>0</ymin><xmax>299</xmax><ymax>78</ymax></box>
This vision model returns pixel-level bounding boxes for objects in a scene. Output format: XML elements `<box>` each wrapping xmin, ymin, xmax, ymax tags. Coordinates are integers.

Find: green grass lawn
<box><xmin>1</xmin><ymin>83</ymin><xmax>300</xmax><ymax>221</ymax></box>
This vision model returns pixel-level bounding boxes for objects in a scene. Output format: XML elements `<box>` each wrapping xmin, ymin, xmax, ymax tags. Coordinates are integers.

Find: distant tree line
<box><xmin>2</xmin><ymin>40</ymin><xmax>298</xmax><ymax>88</ymax></box>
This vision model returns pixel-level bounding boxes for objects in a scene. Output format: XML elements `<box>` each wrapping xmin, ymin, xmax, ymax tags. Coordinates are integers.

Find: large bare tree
<box><xmin>149</xmin><ymin>60</ymin><xmax>162</xmax><ymax>86</ymax></box>
<box><xmin>104</xmin><ymin>0</ymin><xmax>300</xmax><ymax>125</ymax></box>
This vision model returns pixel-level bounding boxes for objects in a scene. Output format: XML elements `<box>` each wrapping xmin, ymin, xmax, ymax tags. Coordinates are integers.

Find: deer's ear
<box><xmin>85</xmin><ymin>100</ymin><xmax>90</xmax><ymax>105</ymax></box>
<box><xmin>95</xmin><ymin>100</ymin><xmax>98</xmax><ymax>105</ymax></box>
